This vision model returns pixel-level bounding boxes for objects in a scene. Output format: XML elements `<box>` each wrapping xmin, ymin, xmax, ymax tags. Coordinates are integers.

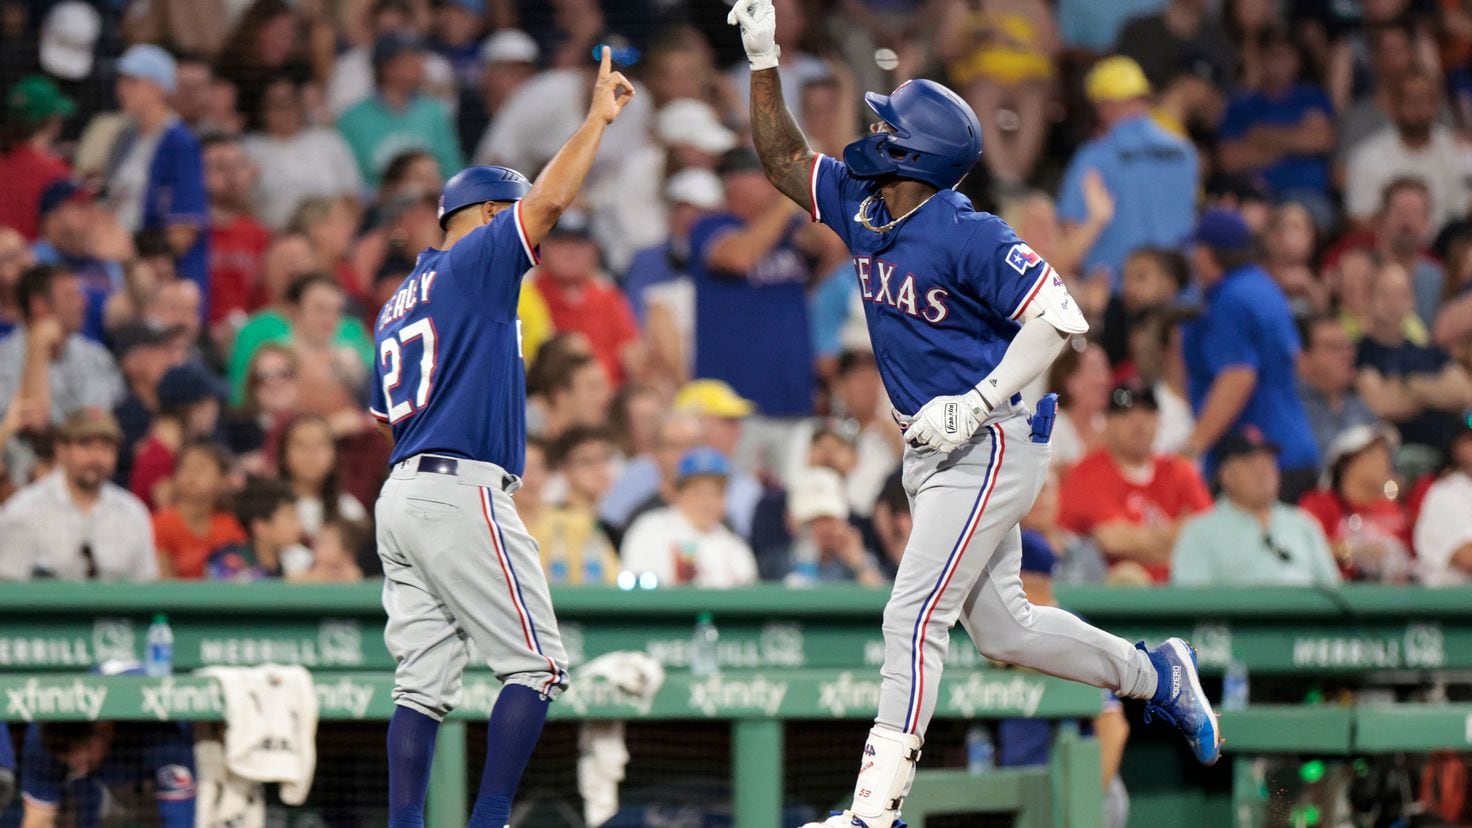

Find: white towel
<box><xmin>196</xmin><ymin>665</ymin><xmax>319</xmax><ymax>805</ymax></box>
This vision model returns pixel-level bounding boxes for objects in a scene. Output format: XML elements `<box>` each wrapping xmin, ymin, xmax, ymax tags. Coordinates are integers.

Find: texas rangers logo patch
<box><xmin>1005</xmin><ymin>243</ymin><xmax>1042</xmax><ymax>274</ymax></box>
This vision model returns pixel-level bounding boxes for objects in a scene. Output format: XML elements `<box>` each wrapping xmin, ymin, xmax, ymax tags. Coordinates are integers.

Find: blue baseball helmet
<box><xmin>842</xmin><ymin>79</ymin><xmax>983</xmax><ymax>190</ymax></box>
<box><xmin>438</xmin><ymin>165</ymin><xmax>532</xmax><ymax>229</ymax></box>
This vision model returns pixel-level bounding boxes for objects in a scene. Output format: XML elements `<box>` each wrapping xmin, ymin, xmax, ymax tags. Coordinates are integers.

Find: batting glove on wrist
<box><xmin>727</xmin><ymin>0</ymin><xmax>781</xmax><ymax>71</ymax></box>
<box><xmin>905</xmin><ymin>388</ymin><xmax>993</xmax><ymax>455</ymax></box>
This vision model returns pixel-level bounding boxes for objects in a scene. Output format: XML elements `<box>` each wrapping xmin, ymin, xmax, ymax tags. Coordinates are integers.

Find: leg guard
<box><xmin>850</xmin><ymin>725</ymin><xmax>924</xmax><ymax>826</ymax></box>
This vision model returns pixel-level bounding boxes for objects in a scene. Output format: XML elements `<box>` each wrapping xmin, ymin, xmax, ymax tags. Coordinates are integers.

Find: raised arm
<box><xmin>729</xmin><ymin>0</ymin><xmax>816</xmax><ymax>211</ymax></box>
<box><xmin>518</xmin><ymin>47</ymin><xmax>635</xmax><ymax>244</ymax></box>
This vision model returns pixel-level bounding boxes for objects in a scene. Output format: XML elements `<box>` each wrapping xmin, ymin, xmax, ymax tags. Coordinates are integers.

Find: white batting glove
<box><xmin>904</xmin><ymin>388</ymin><xmax>994</xmax><ymax>455</ymax></box>
<box><xmin>727</xmin><ymin>0</ymin><xmax>781</xmax><ymax>71</ymax></box>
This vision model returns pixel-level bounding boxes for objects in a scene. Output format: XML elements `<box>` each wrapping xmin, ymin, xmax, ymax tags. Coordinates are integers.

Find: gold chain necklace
<box><xmin>857</xmin><ymin>192</ymin><xmax>938</xmax><ymax>234</ymax></box>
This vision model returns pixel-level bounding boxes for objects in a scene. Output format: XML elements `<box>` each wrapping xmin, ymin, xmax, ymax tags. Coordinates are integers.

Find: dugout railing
<box><xmin>0</xmin><ymin>583</ymin><xmax>1470</xmax><ymax>826</ymax></box>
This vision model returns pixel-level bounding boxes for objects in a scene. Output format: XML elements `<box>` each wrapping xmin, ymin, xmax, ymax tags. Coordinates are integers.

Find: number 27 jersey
<box><xmin>369</xmin><ymin>203</ymin><xmax>539</xmax><ymax>474</ymax></box>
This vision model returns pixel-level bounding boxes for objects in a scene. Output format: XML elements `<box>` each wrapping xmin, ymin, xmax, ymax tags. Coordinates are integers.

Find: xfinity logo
<box><xmin>315</xmin><ymin>676</ymin><xmax>375</xmax><ymax>719</ymax></box>
<box><xmin>5</xmin><ymin>679</ymin><xmax>108</xmax><ymax>721</ymax></box>
<box><xmin>143</xmin><ymin>678</ymin><xmax>224</xmax><ymax>720</ymax></box>
<box><xmin>819</xmin><ymin>671</ymin><xmax>882</xmax><ymax>718</ymax></box>
<box><xmin>688</xmin><ymin>675</ymin><xmax>788</xmax><ymax>717</ymax></box>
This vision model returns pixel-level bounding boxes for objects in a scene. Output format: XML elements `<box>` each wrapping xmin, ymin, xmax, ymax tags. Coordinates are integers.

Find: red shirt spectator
<box><xmin>532</xmin><ymin>212</ymin><xmax>639</xmax><ymax>386</ymax></box>
<box><xmin>1058</xmin><ymin>384</ymin><xmax>1212</xmax><ymax>582</ymax></box>
<box><xmin>0</xmin><ymin>76</ymin><xmax>74</xmax><ymax>240</ymax></box>
<box><xmin>1297</xmin><ymin>424</ymin><xmax>1414</xmax><ymax>581</ymax></box>
<box><xmin>153</xmin><ymin>508</ymin><xmax>246</xmax><ymax>579</ymax></box>
<box><xmin>203</xmin><ymin>134</ymin><xmax>273</xmax><ymax>323</ymax></box>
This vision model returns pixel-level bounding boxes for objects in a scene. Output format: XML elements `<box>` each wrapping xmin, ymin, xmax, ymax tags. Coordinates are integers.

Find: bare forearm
<box><xmin>750</xmin><ymin>68</ymin><xmax>816</xmax><ymax>211</ymax></box>
<box><xmin>1092</xmin><ymin>521</ymin><xmax>1174</xmax><ymax>565</ymax></box>
<box><xmin>708</xmin><ymin>202</ymin><xmax>801</xmax><ymax>272</ymax></box>
<box><xmin>1408</xmin><ymin>367</ymin><xmax>1472</xmax><ymax>410</ymax></box>
<box><xmin>1452</xmin><ymin>543</ymin><xmax>1472</xmax><ymax>573</ymax></box>
<box><xmin>520</xmin><ymin>118</ymin><xmax>608</xmax><ymax>242</ymax></box>
<box><xmin>1187</xmin><ymin>367</ymin><xmax>1256</xmax><ymax>455</ymax></box>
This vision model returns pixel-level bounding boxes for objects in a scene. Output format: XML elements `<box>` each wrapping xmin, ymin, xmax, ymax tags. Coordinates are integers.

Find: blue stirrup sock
<box><xmin>387</xmin><ymin>706</ymin><xmax>440</xmax><ymax>828</ymax></box>
<box><xmin>466</xmin><ymin>684</ymin><xmax>551</xmax><ymax>828</ymax></box>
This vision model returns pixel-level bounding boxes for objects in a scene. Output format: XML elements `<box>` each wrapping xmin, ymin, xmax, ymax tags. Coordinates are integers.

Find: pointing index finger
<box><xmin>598</xmin><ymin>45</ymin><xmax>611</xmax><ymax>79</ymax></box>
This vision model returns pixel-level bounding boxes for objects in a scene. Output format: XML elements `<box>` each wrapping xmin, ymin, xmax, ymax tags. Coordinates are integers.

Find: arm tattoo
<box><xmin>750</xmin><ymin>68</ymin><xmax>816</xmax><ymax>212</ymax></box>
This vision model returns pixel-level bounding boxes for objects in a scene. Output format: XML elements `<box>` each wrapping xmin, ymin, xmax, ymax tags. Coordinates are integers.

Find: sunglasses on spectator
<box><xmin>255</xmin><ymin>368</ymin><xmax>296</xmax><ymax>384</ymax></box>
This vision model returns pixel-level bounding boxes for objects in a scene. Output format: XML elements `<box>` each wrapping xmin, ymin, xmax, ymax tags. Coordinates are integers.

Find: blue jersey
<box><xmin>370</xmin><ymin>203</ymin><xmax>538</xmax><ymax>474</ymax></box>
<box><xmin>21</xmin><ymin>722</ymin><xmax>195</xmax><ymax>827</ymax></box>
<box><xmin>810</xmin><ymin>154</ymin><xmax>1055</xmax><ymax>415</ymax></box>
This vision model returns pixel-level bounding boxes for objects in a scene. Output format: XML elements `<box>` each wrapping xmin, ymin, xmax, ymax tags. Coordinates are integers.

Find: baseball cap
<box><xmin>716</xmin><ymin>147</ymin><xmax>763</xmax><ymax>177</ymax></box>
<box><xmin>37</xmin><ymin>179</ymin><xmax>97</xmax><ymax>218</ymax></box>
<box><xmin>1215</xmin><ymin>427</ymin><xmax>1280</xmax><ymax>464</ymax></box>
<box><xmin>1085</xmin><ymin>56</ymin><xmax>1151</xmax><ymax>104</ymax></box>
<box><xmin>111</xmin><ymin>323</ymin><xmax>185</xmax><ymax>358</ymax></box>
<box><xmin>788</xmin><ymin>467</ymin><xmax>849</xmax><ymax>523</ymax></box>
<box><xmin>1107</xmin><ymin>382</ymin><xmax>1158</xmax><ymax>414</ymax></box>
<box><xmin>656</xmin><ymin>99</ymin><xmax>737</xmax><ymax>154</ymax></box>
<box><xmin>59</xmin><ymin>407</ymin><xmax>123</xmax><ymax>444</ymax></box>
<box><xmin>7</xmin><ymin>75</ymin><xmax>76</xmax><ymax>123</ymax></box>
<box><xmin>117</xmin><ymin>44</ymin><xmax>178</xmax><ymax>94</ymax></box>
<box><xmin>39</xmin><ymin>1</ymin><xmax>101</xmax><ymax>81</ymax></box>
<box><xmin>676</xmin><ymin>447</ymin><xmax>731</xmax><ymax>484</ymax></box>
<box><xmin>1192</xmin><ymin>207</ymin><xmax>1253</xmax><ymax>253</ymax></box>
<box><xmin>373</xmin><ymin>32</ymin><xmax>426</xmax><ymax>69</ymax></box>
<box><xmin>665</xmin><ymin>168</ymin><xmax>723</xmax><ymax>210</ymax></box>
<box><xmin>481</xmin><ymin>29</ymin><xmax>539</xmax><ymax>65</ymax></box>
<box><xmin>674</xmin><ymin>379</ymin><xmax>755</xmax><ymax>418</ymax></box>
<box><xmin>157</xmin><ymin>363</ymin><xmax>228</xmax><ymax>406</ymax></box>
<box><xmin>546</xmin><ymin>208</ymin><xmax>594</xmax><ymax>240</ymax></box>
<box><xmin>1324</xmin><ymin>423</ymin><xmax>1400</xmax><ymax>470</ymax></box>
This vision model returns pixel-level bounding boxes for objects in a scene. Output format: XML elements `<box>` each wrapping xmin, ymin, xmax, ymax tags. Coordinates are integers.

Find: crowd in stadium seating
<box><xmin>0</xmin><ymin>0</ymin><xmax>1471</xmax><ymax>590</ymax></box>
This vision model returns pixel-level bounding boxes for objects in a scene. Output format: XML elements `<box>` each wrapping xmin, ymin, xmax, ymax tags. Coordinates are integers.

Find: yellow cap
<box><xmin>674</xmin><ymin>379</ymin><xmax>755</xmax><ymax>418</ymax></box>
<box><xmin>1085</xmin><ymin>56</ymin><xmax>1151</xmax><ymax>104</ymax></box>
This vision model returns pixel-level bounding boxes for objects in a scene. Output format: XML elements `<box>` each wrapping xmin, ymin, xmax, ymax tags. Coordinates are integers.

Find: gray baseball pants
<box><xmin>376</xmin><ymin>454</ymin><xmax>568</xmax><ymax>721</ymax></box>
<box><xmin>879</xmin><ymin>408</ymin><xmax>1157</xmax><ymax>737</ymax></box>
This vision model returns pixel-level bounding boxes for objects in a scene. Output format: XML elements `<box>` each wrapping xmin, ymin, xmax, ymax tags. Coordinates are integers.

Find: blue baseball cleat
<box><xmin>1137</xmin><ymin>638</ymin><xmax>1222</xmax><ymax>765</ymax></box>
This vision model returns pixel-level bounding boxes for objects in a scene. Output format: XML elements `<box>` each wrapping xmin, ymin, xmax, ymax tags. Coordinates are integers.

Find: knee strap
<box><xmin>852</xmin><ymin>726</ymin><xmax>924</xmax><ymax>822</ymax></box>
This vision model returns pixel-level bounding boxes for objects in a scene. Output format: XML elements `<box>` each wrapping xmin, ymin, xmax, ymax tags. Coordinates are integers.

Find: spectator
<box><xmin>784</xmin><ymin>466</ymin><xmax>885</xmax><ymax>586</ymax></box>
<box><xmin>129</xmin><ymin>362</ymin><xmax>227</xmax><ymax>510</ymax></box>
<box><xmin>1046</xmin><ymin>340</ymin><xmax>1111</xmax><ymax>470</ymax></box>
<box><xmin>0</xmin><ymin>229</ymin><xmax>32</xmax><ymax>338</ymax></box>
<box><xmin>723</xmin><ymin>0</ymin><xmax>832</xmax><ymax>126</ymax></box>
<box><xmin>530</xmin><ymin>210</ymin><xmax>641</xmax><ymax>386</ymax></box>
<box><xmin>297</xmin><ymin>351</ymin><xmax>389</xmax><ymax>509</ymax></box>
<box><xmin>151</xmin><ymin>440</ymin><xmax>245</xmax><ymax>579</ymax></box>
<box><xmin>277</xmin><ymin>413</ymin><xmax>368</xmax><ymax>543</ymax></box>
<box><xmin>228</xmin><ymin>271</ymin><xmax>374</xmax><ymax>405</ymax></box>
<box><xmin>291</xmin><ymin>197</ymin><xmax>368</xmax><ymax>308</ymax></box>
<box><xmin>539</xmin><ymin>427</ymin><xmax>620</xmax><ymax>586</ymax></box>
<box><xmin>1217</xmin><ymin>28</ymin><xmax>1336</xmax><ymax>216</ymax></box>
<box><xmin>1355</xmin><ymin>262</ymin><xmax>1472</xmax><ymax>461</ymax></box>
<box><xmin>224</xmin><ymin>342</ymin><xmax>300</xmax><ymax>471</ymax></box>
<box><xmin>691</xmin><ymin>147</ymin><xmax>824</xmax><ymax>466</ymax></box>
<box><xmin>19</xmin><ymin>720</ymin><xmax>195</xmax><ymax>827</ymax></box>
<box><xmin>600</xmin><ymin>410</ymin><xmax>702</xmax><ymax>542</ymax></box>
<box><xmin>104</xmin><ymin>45</ymin><xmax>210</xmax><ymax>299</ymax></box>
<box><xmin>35</xmin><ymin>2</ymin><xmax>108</xmax><ymax>142</ymax></box>
<box><xmin>999</xmin><ymin>183</ymin><xmax>1115</xmax><ymax>312</ymax></box>
<box><xmin>326</xmin><ymin>0</ymin><xmax>456</xmax><ymax>118</ymax></box>
<box><xmin>1059</xmin><ymin>56</ymin><xmax>1198</xmax><ymax>286</ymax></box>
<box><xmin>1327</xmin><ymin>178</ymin><xmax>1449</xmax><ymax>328</ymax></box>
<box><xmin>110</xmin><ymin>323</ymin><xmax>189</xmax><ymax>481</ymax></box>
<box><xmin>458</xmin><ymin>30</ymin><xmax>540</xmax><ymax>157</ymax></box>
<box><xmin>242</xmin><ymin>75</ymin><xmax>364</xmax><ymax>231</ymax></box>
<box><xmin>173</xmin><ymin>53</ymin><xmax>240</xmax><ymax>135</ymax></box>
<box><xmin>203</xmin><ymin>134</ymin><xmax>272</xmax><ymax>329</ymax></box>
<box><xmin>609</xmin><ymin>383</ymin><xmax>664</xmax><ymax>462</ymax></box>
<box><xmin>1114</xmin><ymin>0</ymin><xmax>1235</xmax><ymax>91</ymax></box>
<box><xmin>337</xmin><ymin>33</ymin><xmax>463</xmax><ymax>188</ymax></box>
<box><xmin>937</xmin><ymin>0</ymin><xmax>1058</xmax><ymax>187</ymax></box>
<box><xmin>1100</xmin><ymin>246</ymin><xmax>1189</xmax><ymax>366</ymax></box>
<box><xmin>0</xmin><ymin>265</ymin><xmax>125</xmax><ymax>423</ymax></box>
<box><xmin>0</xmin><ymin>76</ymin><xmax>74</xmax><ymax>241</ymax></box>
<box><xmin>621</xmin><ymin>448</ymin><xmax>759</xmax><ymax>588</ymax></box>
<box><xmin>1414</xmin><ymin>422</ymin><xmax>1472</xmax><ymax>586</ymax></box>
<box><xmin>830</xmin><ymin>349</ymin><xmax>902</xmax><ymax>516</ymax></box>
<box><xmin>213</xmin><ymin>0</ymin><xmax>314</xmax><ymax>127</ymax></box>
<box><xmin>1171</xmin><ymin>428</ymin><xmax>1340</xmax><ymax>586</ymax></box>
<box><xmin>870</xmin><ymin>472</ymin><xmax>911</xmax><ymax>581</ymax></box>
<box><xmin>1299</xmin><ymin>424</ymin><xmax>1414</xmax><ymax>582</ymax></box>
<box><xmin>1180</xmin><ymin>209</ymin><xmax>1320</xmax><ymax>498</ymax></box>
<box><xmin>0</xmin><ymin>408</ymin><xmax>155</xmax><ymax>581</ymax></box>
<box><xmin>1126</xmin><ymin>311</ymin><xmax>1195</xmax><ymax>455</ymax></box>
<box><xmin>639</xmin><ymin>170</ymin><xmax>725</xmax><ymax>385</ymax></box>
<box><xmin>429</xmin><ymin>0</ymin><xmax>488</xmax><ymax>92</ymax></box>
<box><xmin>536</xmin><ymin>352</ymin><xmax>613</xmax><ymax>442</ymax></box>
<box><xmin>32</xmin><ymin>180</ymin><xmax>133</xmax><ymax>343</ymax></box>
<box><xmin>670</xmin><ymin>379</ymin><xmax>763</xmax><ymax>538</ymax></box>
<box><xmin>1345</xmin><ymin>70</ymin><xmax>1472</xmax><ymax>228</ymax></box>
<box><xmin>1057</xmin><ymin>0</ymin><xmax>1166</xmax><ymax>55</ymax></box>
<box><xmin>208</xmin><ymin>475</ymin><xmax>309</xmax><ymax>581</ymax></box>
<box><xmin>1059</xmin><ymin>383</ymin><xmax>1212</xmax><ymax>582</ymax></box>
<box><xmin>1297</xmin><ymin>313</ymin><xmax>1379</xmax><ymax>460</ymax></box>
<box><xmin>1261</xmin><ymin>202</ymin><xmax>1329</xmax><ymax>315</ymax></box>
<box><xmin>293</xmin><ymin>518</ymin><xmax>366</xmax><ymax>582</ymax></box>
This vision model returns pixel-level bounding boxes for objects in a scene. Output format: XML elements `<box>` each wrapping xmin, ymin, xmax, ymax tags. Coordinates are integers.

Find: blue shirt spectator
<box><xmin>810</xmin><ymin>260</ymin><xmax>858</xmax><ymax>361</ymax></box>
<box><xmin>1059</xmin><ymin>57</ymin><xmax>1198</xmax><ymax>288</ymax></box>
<box><xmin>1181</xmin><ymin>210</ymin><xmax>1320</xmax><ymax>481</ymax></box>
<box><xmin>31</xmin><ymin>180</ymin><xmax>124</xmax><ymax>343</ymax></box>
<box><xmin>1058</xmin><ymin>0</ymin><xmax>1165</xmax><ymax>52</ymax></box>
<box><xmin>1218</xmin><ymin>30</ymin><xmax>1335</xmax><ymax>202</ymax></box>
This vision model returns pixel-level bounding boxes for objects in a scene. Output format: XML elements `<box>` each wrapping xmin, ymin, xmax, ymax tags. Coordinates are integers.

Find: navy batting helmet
<box><xmin>842</xmin><ymin>79</ymin><xmax>983</xmax><ymax>190</ymax></box>
<box><xmin>438</xmin><ymin>165</ymin><xmax>532</xmax><ymax>229</ymax></box>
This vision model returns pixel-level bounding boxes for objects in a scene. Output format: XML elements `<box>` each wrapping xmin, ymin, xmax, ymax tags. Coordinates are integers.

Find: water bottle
<box><xmin>145</xmin><ymin>614</ymin><xmax>174</xmax><ymax>677</ymax></box>
<box><xmin>965</xmin><ymin>724</ymin><xmax>995</xmax><ymax>774</ymax></box>
<box><xmin>1222</xmin><ymin>658</ymin><xmax>1249</xmax><ymax>711</ymax></box>
<box><xmin>690</xmin><ymin>612</ymin><xmax>720</xmax><ymax>676</ymax></box>
<box><xmin>787</xmin><ymin>538</ymin><xmax>821</xmax><ymax>587</ymax></box>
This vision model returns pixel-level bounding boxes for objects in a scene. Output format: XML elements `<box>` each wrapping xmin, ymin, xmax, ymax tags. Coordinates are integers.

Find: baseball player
<box><xmin>727</xmin><ymin>4</ymin><xmax>1220</xmax><ymax>827</ymax></box>
<box><xmin>369</xmin><ymin>48</ymin><xmax>634</xmax><ymax>828</ymax></box>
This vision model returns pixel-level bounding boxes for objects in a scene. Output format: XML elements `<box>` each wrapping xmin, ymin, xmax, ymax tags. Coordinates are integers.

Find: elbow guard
<box><xmin>1017</xmin><ymin>269</ymin><xmax>1089</xmax><ymax>335</ymax></box>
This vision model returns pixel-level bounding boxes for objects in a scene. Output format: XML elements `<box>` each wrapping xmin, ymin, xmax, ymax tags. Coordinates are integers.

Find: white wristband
<box><xmin>748</xmin><ymin>46</ymin><xmax>780</xmax><ymax>71</ymax></box>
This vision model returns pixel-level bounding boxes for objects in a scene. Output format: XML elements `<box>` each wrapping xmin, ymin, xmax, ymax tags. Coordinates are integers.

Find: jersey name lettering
<box><xmin>377</xmin><ymin>270</ymin><xmax>439</xmax><ymax>332</ymax></box>
<box><xmin>853</xmin><ymin>255</ymin><xmax>950</xmax><ymax>325</ymax></box>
